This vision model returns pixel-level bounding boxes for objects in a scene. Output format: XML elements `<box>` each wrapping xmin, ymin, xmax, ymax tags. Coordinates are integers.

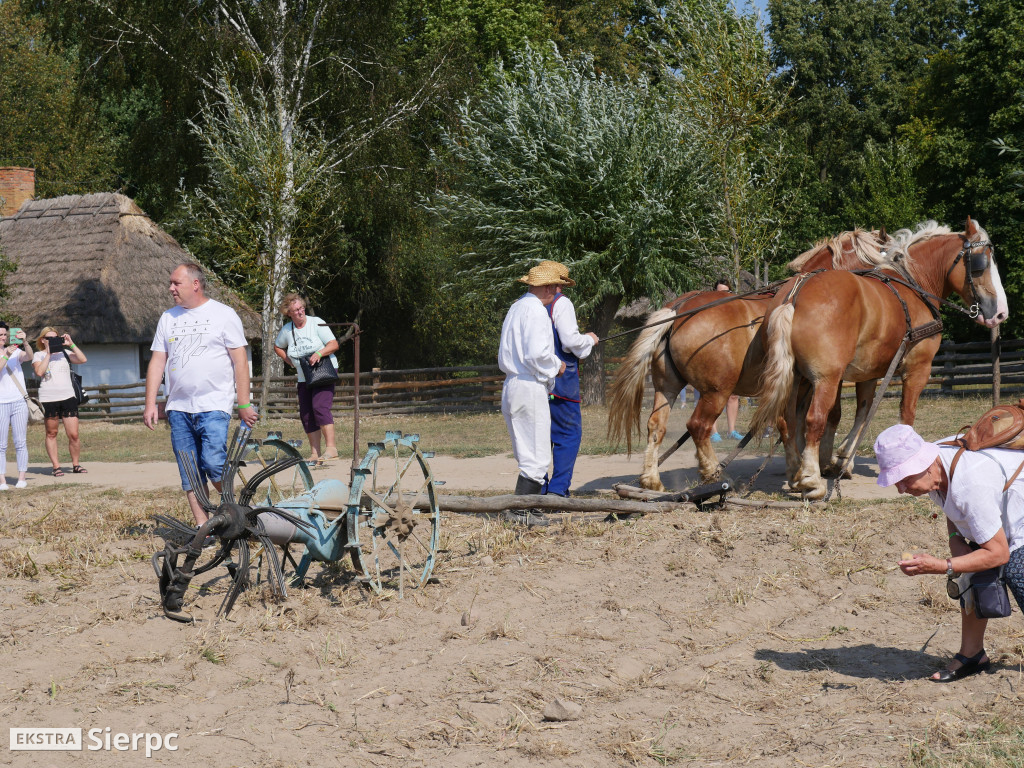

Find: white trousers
<box><xmin>501</xmin><ymin>375</ymin><xmax>551</xmax><ymax>484</ymax></box>
<box><xmin>0</xmin><ymin>399</ymin><xmax>29</xmax><ymax>476</ymax></box>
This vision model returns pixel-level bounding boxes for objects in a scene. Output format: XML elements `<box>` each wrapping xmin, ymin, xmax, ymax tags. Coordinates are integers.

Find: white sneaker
<box><xmin>0</xmin><ymin>483</ymin><xmax>8</xmax><ymax>491</ymax></box>
<box><xmin>14</xmin><ymin>480</ymin><xmax>27</xmax><ymax>489</ymax></box>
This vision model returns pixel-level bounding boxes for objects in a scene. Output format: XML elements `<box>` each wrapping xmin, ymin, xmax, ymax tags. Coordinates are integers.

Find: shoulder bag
<box><xmin>62</xmin><ymin>350</ymin><xmax>89</xmax><ymax>405</ymax></box>
<box><xmin>969</xmin><ymin>567</ymin><xmax>1012</xmax><ymax>619</ymax></box>
<box><xmin>947</xmin><ymin>540</ymin><xmax>1013</xmax><ymax>619</ymax></box>
<box><xmin>9</xmin><ymin>371</ymin><xmax>44</xmax><ymax>424</ymax></box>
<box><xmin>299</xmin><ymin>354</ymin><xmax>339</xmax><ymax>389</ymax></box>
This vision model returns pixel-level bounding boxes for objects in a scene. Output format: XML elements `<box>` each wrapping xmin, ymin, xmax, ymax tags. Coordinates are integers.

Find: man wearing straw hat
<box><xmin>542</xmin><ymin>261</ymin><xmax>598</xmax><ymax>496</ymax></box>
<box><xmin>498</xmin><ymin>262</ymin><xmax>570</xmax><ymax>521</ymax></box>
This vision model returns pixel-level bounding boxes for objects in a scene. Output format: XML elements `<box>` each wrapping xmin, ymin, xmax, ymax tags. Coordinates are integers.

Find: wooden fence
<box><xmin>61</xmin><ymin>365</ymin><xmax>506</xmax><ymax>422</ymax></box>
<box><xmin>53</xmin><ymin>337</ymin><xmax>1019</xmax><ymax>422</ymax></box>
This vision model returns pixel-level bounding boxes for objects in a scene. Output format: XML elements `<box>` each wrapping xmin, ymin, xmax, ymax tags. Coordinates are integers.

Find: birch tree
<box><xmin>89</xmin><ymin>0</ymin><xmax>439</xmax><ymax>408</ymax></box>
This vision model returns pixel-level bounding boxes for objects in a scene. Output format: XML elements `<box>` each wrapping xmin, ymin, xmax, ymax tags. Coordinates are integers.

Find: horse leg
<box><xmin>782</xmin><ymin>377</ymin><xmax>810</xmax><ymax>488</ymax></box>
<box><xmin>898</xmin><ymin>359</ymin><xmax>933</xmax><ymax>426</ymax></box>
<box><xmin>835</xmin><ymin>380</ymin><xmax>878</xmax><ymax>477</ymax></box>
<box><xmin>637</xmin><ymin>342</ymin><xmax>684</xmax><ymax>491</ymax></box>
<box><xmin>640</xmin><ymin>391</ymin><xmax>677</xmax><ymax>491</ymax></box>
<box><xmin>820</xmin><ymin>386</ymin><xmax>844</xmax><ymax>478</ymax></box>
<box><xmin>689</xmin><ymin>393</ymin><xmax>727</xmax><ymax>481</ymax></box>
<box><xmin>793</xmin><ymin>377</ymin><xmax>841</xmax><ymax>500</ymax></box>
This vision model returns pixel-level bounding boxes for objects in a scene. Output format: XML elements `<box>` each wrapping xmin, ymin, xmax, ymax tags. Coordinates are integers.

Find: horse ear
<box><xmin>966</xmin><ymin>216</ymin><xmax>978</xmax><ymax>237</ymax></box>
<box><xmin>879</xmin><ymin>226</ymin><xmax>887</xmax><ymax>240</ymax></box>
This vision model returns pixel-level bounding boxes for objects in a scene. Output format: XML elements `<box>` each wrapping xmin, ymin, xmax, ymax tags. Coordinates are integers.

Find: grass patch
<box><xmin>909</xmin><ymin>714</ymin><xmax>1024</xmax><ymax>767</ymax></box>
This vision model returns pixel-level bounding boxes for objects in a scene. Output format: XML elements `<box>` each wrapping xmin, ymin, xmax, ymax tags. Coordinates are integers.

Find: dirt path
<box><xmin>23</xmin><ymin>449</ymin><xmax>896</xmax><ymax>500</ymax></box>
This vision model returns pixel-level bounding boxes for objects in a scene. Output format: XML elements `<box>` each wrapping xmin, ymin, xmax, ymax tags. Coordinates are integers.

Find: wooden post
<box><xmin>992</xmin><ymin>325</ymin><xmax>1001</xmax><ymax>406</ymax></box>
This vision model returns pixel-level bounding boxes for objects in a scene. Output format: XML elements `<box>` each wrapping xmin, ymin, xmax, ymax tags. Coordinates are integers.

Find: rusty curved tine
<box><xmin>220</xmin><ymin>425</ymin><xmax>252</xmax><ymax>503</ymax></box>
<box><xmin>178</xmin><ymin>450</ymin><xmax>216</xmax><ymax>514</ymax></box>
<box><xmin>238</xmin><ymin>456</ymin><xmax>304</xmax><ymax>507</ymax></box>
<box><xmin>218</xmin><ymin>539</ymin><xmax>251</xmax><ymax>617</ymax></box>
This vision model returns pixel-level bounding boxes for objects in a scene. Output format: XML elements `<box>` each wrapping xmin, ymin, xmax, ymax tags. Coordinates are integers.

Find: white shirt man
<box><xmin>498</xmin><ymin>263</ymin><xmax>570</xmax><ymax>499</ymax></box>
<box><xmin>144</xmin><ymin>262</ymin><xmax>258</xmax><ymax>525</ymax></box>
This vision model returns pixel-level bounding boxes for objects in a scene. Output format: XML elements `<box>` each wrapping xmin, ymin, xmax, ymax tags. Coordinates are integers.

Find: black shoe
<box><xmin>513</xmin><ymin>474</ymin><xmax>543</xmax><ymax>496</ymax></box>
<box><xmin>930</xmin><ymin>650</ymin><xmax>990</xmax><ymax>683</ymax></box>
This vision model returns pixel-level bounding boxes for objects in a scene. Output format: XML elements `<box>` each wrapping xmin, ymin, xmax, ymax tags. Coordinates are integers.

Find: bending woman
<box><xmin>32</xmin><ymin>327</ymin><xmax>87</xmax><ymax>476</ymax></box>
<box><xmin>875</xmin><ymin>424</ymin><xmax>1024</xmax><ymax>682</ymax></box>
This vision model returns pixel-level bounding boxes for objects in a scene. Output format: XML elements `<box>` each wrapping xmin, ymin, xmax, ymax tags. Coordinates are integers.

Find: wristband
<box><xmin>70</xmin><ymin>343</ymin><xmax>77</xmax><ymax>349</ymax></box>
<box><xmin>237</xmin><ymin>403</ymin><xmax>252</xmax><ymax>409</ymax></box>
<box><xmin>949</xmin><ymin>531</ymin><xmax>962</xmax><ymax>539</ymax></box>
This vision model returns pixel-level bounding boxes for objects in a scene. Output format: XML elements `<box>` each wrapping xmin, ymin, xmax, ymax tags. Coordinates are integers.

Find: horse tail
<box><xmin>607</xmin><ymin>308</ymin><xmax>678</xmax><ymax>453</ymax></box>
<box><xmin>749</xmin><ymin>302</ymin><xmax>796</xmax><ymax>439</ymax></box>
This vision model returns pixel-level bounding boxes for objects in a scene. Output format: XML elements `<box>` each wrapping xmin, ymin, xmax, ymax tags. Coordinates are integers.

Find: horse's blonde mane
<box><xmin>890</xmin><ymin>220</ymin><xmax>952</xmax><ymax>253</ymax></box>
<box><xmin>787</xmin><ymin>228</ymin><xmax>902</xmax><ymax>273</ymax></box>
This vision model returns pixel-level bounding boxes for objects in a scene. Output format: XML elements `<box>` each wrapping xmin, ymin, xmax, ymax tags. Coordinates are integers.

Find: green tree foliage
<box><xmin>839</xmin><ymin>138</ymin><xmax>926</xmax><ymax>229</ymax></box>
<box><xmin>547</xmin><ymin>0</ymin><xmax>656</xmax><ymax>79</ymax></box>
<box><xmin>653</xmin><ymin>0</ymin><xmax>793</xmax><ymax>285</ymax></box>
<box><xmin>0</xmin><ymin>3</ymin><xmax>115</xmax><ymax>196</ymax></box>
<box><xmin>768</xmin><ymin>0</ymin><xmax>964</xmax><ymax>244</ymax></box>
<box><xmin>906</xmin><ymin>0</ymin><xmax>1024</xmax><ymax>338</ymax></box>
<box><xmin>425</xmin><ymin>42</ymin><xmax>711</xmax><ymax>402</ymax></box>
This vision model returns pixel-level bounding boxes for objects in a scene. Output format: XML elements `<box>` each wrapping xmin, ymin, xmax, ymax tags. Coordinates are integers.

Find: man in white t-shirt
<box><xmin>143</xmin><ymin>262</ymin><xmax>258</xmax><ymax>525</ymax></box>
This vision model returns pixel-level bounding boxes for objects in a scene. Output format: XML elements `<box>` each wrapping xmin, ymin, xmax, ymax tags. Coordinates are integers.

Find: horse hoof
<box><xmin>801</xmin><ymin>485</ymin><xmax>827</xmax><ymax>501</ymax></box>
<box><xmin>639</xmin><ymin>478</ymin><xmax>666</xmax><ymax>492</ymax></box>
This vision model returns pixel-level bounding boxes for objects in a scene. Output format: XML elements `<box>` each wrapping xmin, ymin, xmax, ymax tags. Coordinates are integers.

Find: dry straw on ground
<box><xmin>1</xmin><ymin>478</ymin><xmax>1023</xmax><ymax>766</ymax></box>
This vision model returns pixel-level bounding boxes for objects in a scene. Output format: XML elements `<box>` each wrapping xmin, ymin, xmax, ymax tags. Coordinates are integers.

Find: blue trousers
<box><xmin>544</xmin><ymin>396</ymin><xmax>582</xmax><ymax>496</ymax></box>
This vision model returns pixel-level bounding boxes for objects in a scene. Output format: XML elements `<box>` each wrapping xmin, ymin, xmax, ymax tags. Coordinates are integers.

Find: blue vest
<box><xmin>547</xmin><ymin>293</ymin><xmax>580</xmax><ymax>402</ymax></box>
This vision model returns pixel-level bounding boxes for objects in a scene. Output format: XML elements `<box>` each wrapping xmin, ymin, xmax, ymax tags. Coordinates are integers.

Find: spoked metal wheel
<box><xmin>347</xmin><ymin>431</ymin><xmax>441</xmax><ymax>597</ymax></box>
<box><xmin>237</xmin><ymin>437</ymin><xmax>315</xmax><ymax>587</ymax></box>
<box><xmin>239</xmin><ymin>437</ymin><xmax>314</xmax><ymax>507</ymax></box>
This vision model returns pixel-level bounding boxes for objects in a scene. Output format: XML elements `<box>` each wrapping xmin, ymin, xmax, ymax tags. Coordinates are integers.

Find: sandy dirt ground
<box><xmin>2</xmin><ymin>447</ymin><xmax>1022</xmax><ymax>767</ymax></box>
<box><xmin>16</xmin><ymin>446</ymin><xmax>896</xmax><ymax>500</ymax></box>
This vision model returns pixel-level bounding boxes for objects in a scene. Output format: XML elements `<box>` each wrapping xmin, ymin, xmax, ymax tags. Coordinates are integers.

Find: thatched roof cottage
<box><xmin>0</xmin><ymin>189</ymin><xmax>260</xmax><ymax>389</ymax></box>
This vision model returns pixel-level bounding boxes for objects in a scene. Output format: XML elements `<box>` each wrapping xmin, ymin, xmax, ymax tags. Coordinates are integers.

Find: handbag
<box><xmin>299</xmin><ymin>354</ymin><xmax>339</xmax><ymax>389</ymax></box>
<box><xmin>967</xmin><ymin>567</ymin><xmax>1012</xmax><ymax>619</ymax></box>
<box><xmin>9</xmin><ymin>372</ymin><xmax>44</xmax><ymax>424</ymax></box>
<box><xmin>62</xmin><ymin>350</ymin><xmax>89</xmax><ymax>405</ymax></box>
<box><xmin>948</xmin><ymin>539</ymin><xmax>1014</xmax><ymax>619</ymax></box>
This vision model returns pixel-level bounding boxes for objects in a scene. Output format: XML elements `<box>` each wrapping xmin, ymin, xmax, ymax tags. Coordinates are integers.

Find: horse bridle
<box><xmin>944</xmin><ymin>238</ymin><xmax>994</xmax><ymax>319</ymax></box>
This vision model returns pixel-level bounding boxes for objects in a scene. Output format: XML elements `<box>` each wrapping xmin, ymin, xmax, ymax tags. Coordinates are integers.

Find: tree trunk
<box><xmin>579</xmin><ymin>293</ymin><xmax>621</xmax><ymax>406</ymax></box>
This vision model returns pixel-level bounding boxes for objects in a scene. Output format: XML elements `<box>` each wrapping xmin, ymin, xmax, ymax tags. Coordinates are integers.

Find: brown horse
<box><xmin>608</xmin><ymin>229</ymin><xmax>898</xmax><ymax>491</ymax></box>
<box><xmin>750</xmin><ymin>218</ymin><xmax>1009</xmax><ymax>499</ymax></box>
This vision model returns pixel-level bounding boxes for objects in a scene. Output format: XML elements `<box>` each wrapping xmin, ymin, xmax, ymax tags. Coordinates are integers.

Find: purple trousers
<box><xmin>296</xmin><ymin>381</ymin><xmax>336</xmax><ymax>433</ymax></box>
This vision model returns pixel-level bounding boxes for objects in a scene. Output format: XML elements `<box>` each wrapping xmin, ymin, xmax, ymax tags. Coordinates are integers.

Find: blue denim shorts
<box><xmin>167</xmin><ymin>410</ymin><xmax>231</xmax><ymax>491</ymax></box>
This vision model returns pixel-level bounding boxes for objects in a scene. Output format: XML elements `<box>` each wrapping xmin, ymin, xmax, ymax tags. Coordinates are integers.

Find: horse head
<box><xmin>897</xmin><ymin>218</ymin><xmax>1009</xmax><ymax>328</ymax></box>
<box><xmin>949</xmin><ymin>217</ymin><xmax>1008</xmax><ymax>328</ymax></box>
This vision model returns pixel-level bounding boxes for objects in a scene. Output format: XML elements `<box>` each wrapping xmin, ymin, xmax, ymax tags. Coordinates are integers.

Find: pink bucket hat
<box><xmin>874</xmin><ymin>424</ymin><xmax>940</xmax><ymax>487</ymax></box>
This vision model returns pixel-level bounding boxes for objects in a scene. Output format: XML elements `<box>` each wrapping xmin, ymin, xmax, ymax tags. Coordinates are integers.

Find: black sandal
<box><xmin>72</xmin><ymin>465</ymin><xmax>88</xmax><ymax>474</ymax></box>
<box><xmin>52</xmin><ymin>467</ymin><xmax>64</xmax><ymax>477</ymax></box>
<box><xmin>930</xmin><ymin>650</ymin><xmax>990</xmax><ymax>683</ymax></box>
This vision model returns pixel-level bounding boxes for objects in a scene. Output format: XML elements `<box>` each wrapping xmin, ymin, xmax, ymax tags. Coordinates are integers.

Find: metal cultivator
<box><xmin>153</xmin><ymin>425</ymin><xmax>441</xmax><ymax>622</ymax></box>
